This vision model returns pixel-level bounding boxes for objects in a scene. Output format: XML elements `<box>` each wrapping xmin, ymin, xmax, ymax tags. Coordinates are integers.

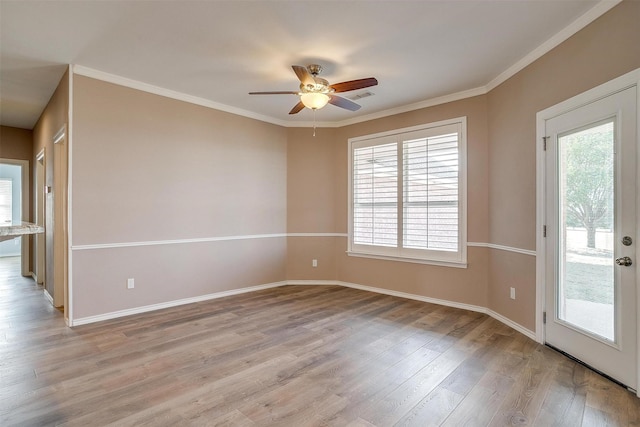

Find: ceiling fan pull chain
<box><xmin>313</xmin><ymin>109</ymin><xmax>317</xmax><ymax>137</ymax></box>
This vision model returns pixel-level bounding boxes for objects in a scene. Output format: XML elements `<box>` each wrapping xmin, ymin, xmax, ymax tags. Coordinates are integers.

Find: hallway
<box><xmin>0</xmin><ymin>256</ymin><xmax>60</xmax><ymax>323</ymax></box>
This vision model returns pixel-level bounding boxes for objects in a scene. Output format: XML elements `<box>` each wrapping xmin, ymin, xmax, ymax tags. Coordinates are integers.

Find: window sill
<box><xmin>346</xmin><ymin>251</ymin><xmax>468</xmax><ymax>269</ymax></box>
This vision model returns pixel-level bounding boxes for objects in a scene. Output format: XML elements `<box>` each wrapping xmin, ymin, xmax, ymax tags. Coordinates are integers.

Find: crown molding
<box><xmin>72</xmin><ymin>65</ymin><xmax>289</xmax><ymax>127</ymax></box>
<box><xmin>324</xmin><ymin>86</ymin><xmax>488</xmax><ymax>128</ymax></box>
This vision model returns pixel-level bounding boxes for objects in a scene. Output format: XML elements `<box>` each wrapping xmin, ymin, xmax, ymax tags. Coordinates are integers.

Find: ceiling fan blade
<box><xmin>329</xmin><ymin>95</ymin><xmax>361</xmax><ymax>111</ymax></box>
<box><xmin>289</xmin><ymin>101</ymin><xmax>305</xmax><ymax>115</ymax></box>
<box><xmin>330</xmin><ymin>77</ymin><xmax>378</xmax><ymax>93</ymax></box>
<box><xmin>292</xmin><ymin>65</ymin><xmax>315</xmax><ymax>87</ymax></box>
<box><xmin>249</xmin><ymin>91</ymin><xmax>299</xmax><ymax>95</ymax></box>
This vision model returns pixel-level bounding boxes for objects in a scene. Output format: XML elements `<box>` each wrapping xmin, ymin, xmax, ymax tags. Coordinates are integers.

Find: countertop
<box><xmin>0</xmin><ymin>222</ymin><xmax>45</xmax><ymax>242</ymax></box>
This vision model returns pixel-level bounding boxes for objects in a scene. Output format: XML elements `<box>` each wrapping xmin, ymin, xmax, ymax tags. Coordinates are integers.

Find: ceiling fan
<box><xmin>249</xmin><ymin>64</ymin><xmax>378</xmax><ymax>114</ymax></box>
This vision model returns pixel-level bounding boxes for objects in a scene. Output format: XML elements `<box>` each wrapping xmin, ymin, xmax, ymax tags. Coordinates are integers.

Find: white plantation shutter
<box><xmin>0</xmin><ymin>179</ymin><xmax>12</xmax><ymax>225</ymax></box>
<box><xmin>353</xmin><ymin>142</ymin><xmax>398</xmax><ymax>246</ymax></box>
<box><xmin>403</xmin><ymin>133</ymin><xmax>458</xmax><ymax>251</ymax></box>
<box><xmin>349</xmin><ymin>118</ymin><xmax>466</xmax><ymax>266</ymax></box>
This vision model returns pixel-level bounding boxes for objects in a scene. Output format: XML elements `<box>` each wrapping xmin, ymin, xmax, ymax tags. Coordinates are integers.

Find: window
<box><xmin>0</xmin><ymin>179</ymin><xmax>12</xmax><ymax>225</ymax></box>
<box><xmin>348</xmin><ymin>118</ymin><xmax>467</xmax><ymax>267</ymax></box>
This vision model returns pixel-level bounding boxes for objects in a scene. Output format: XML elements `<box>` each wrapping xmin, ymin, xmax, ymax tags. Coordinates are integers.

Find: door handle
<box><xmin>615</xmin><ymin>256</ymin><xmax>633</xmax><ymax>266</ymax></box>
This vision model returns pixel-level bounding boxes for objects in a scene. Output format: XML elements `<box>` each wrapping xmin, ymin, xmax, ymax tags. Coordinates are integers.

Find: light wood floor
<box><xmin>1</xmin><ymin>257</ymin><xmax>639</xmax><ymax>426</ymax></box>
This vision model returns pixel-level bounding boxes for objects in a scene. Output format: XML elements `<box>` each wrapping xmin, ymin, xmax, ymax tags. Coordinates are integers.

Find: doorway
<box><xmin>537</xmin><ymin>74</ymin><xmax>638</xmax><ymax>392</ymax></box>
<box><xmin>0</xmin><ymin>159</ymin><xmax>30</xmax><ymax>276</ymax></box>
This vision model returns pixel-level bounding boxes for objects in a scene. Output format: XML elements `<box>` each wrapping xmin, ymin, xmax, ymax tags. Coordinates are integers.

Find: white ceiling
<box><xmin>0</xmin><ymin>0</ymin><xmax>615</xmax><ymax>130</ymax></box>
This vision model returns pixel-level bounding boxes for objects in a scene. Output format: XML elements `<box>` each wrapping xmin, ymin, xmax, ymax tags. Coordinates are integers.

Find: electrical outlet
<box><xmin>127</xmin><ymin>278</ymin><xmax>135</xmax><ymax>289</ymax></box>
<box><xmin>312</xmin><ymin>259</ymin><xmax>318</xmax><ymax>267</ymax></box>
<box><xmin>510</xmin><ymin>287</ymin><xmax>516</xmax><ymax>300</ymax></box>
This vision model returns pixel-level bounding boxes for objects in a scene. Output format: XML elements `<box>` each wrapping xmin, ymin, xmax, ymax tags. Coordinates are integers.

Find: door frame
<box><xmin>35</xmin><ymin>149</ymin><xmax>45</xmax><ymax>284</ymax></box>
<box><xmin>51</xmin><ymin>124</ymin><xmax>68</xmax><ymax>311</ymax></box>
<box><xmin>536</xmin><ymin>68</ymin><xmax>640</xmax><ymax>395</ymax></box>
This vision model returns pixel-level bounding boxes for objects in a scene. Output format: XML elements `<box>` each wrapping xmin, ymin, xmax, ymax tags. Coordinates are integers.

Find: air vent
<box><xmin>347</xmin><ymin>91</ymin><xmax>375</xmax><ymax>101</ymax></box>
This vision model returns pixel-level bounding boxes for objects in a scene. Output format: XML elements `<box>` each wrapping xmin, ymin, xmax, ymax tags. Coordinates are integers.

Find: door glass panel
<box><xmin>558</xmin><ymin>120</ymin><xmax>615</xmax><ymax>342</ymax></box>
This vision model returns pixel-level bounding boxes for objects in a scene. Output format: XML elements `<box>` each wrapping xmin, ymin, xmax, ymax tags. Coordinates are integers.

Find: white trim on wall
<box><xmin>69</xmin><ymin>1</ymin><xmax>620</xmax><ymax>129</ymax></box>
<box><xmin>44</xmin><ymin>288</ymin><xmax>54</xmax><ymax>305</ymax></box>
<box><xmin>71</xmin><ymin>233</ymin><xmax>535</xmax><ymax>258</ymax></box>
<box><xmin>287</xmin><ymin>233</ymin><xmax>348</xmax><ymax>238</ymax></box>
<box><xmin>67</xmin><ymin>66</ymin><xmax>74</xmax><ymax>325</ymax></box>
<box><xmin>71</xmin><ymin>233</ymin><xmax>290</xmax><ymax>251</ymax></box>
<box><xmin>467</xmin><ymin>242</ymin><xmax>536</xmax><ymax>257</ymax></box>
<box><xmin>53</xmin><ymin>125</ymin><xmax>66</xmax><ymax>145</ymax></box>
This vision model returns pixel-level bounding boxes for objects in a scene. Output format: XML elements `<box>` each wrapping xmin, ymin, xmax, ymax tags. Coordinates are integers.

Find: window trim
<box><xmin>347</xmin><ymin>117</ymin><xmax>467</xmax><ymax>268</ymax></box>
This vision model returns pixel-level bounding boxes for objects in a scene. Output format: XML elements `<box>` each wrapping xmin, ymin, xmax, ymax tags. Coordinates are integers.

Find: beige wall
<box><xmin>72</xmin><ymin>239</ymin><xmax>286</xmax><ymax>318</ymax></box>
<box><xmin>33</xmin><ymin>69</ymin><xmax>69</xmax><ymax>170</ymax></box>
<box><xmin>286</xmin><ymin>127</ymin><xmax>340</xmax><ymax>281</ymax></box>
<box><xmin>0</xmin><ymin>125</ymin><xmax>33</xmax><ymax>162</ymax></box>
<box><xmin>71</xmin><ymin>75</ymin><xmax>288</xmax><ymax>319</ymax></box>
<box><xmin>33</xmin><ymin>68</ymin><xmax>69</xmax><ymax>305</ymax></box>
<box><xmin>486</xmin><ymin>0</ymin><xmax>640</xmax><ymax>329</ymax></box>
<box><xmin>287</xmin><ymin>127</ymin><xmax>340</xmax><ymax>234</ymax></box>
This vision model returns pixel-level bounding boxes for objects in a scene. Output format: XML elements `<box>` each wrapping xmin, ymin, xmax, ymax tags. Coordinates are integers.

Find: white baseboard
<box><xmin>485</xmin><ymin>308</ymin><xmax>536</xmax><ymax>341</ymax></box>
<box><xmin>70</xmin><ymin>281</ymin><xmax>287</xmax><ymax>326</ymax></box>
<box><xmin>286</xmin><ymin>280</ymin><xmax>340</xmax><ymax>286</ymax></box>
<box><xmin>43</xmin><ymin>289</ymin><xmax>54</xmax><ymax>305</ymax></box>
<box><xmin>70</xmin><ymin>278</ymin><xmax>535</xmax><ymax>341</ymax></box>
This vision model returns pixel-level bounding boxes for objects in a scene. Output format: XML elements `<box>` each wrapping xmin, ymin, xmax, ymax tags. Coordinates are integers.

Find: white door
<box><xmin>544</xmin><ymin>86</ymin><xmax>637</xmax><ymax>390</ymax></box>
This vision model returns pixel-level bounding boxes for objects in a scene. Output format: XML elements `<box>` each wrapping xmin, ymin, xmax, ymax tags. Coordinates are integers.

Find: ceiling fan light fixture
<box><xmin>300</xmin><ymin>92</ymin><xmax>330</xmax><ymax>110</ymax></box>
<box><xmin>249</xmin><ymin>64</ymin><xmax>378</xmax><ymax>115</ymax></box>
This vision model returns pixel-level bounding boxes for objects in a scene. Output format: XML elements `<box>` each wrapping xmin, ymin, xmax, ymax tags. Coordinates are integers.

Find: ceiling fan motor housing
<box><xmin>307</xmin><ymin>64</ymin><xmax>323</xmax><ymax>76</ymax></box>
<box><xmin>300</xmin><ymin>77</ymin><xmax>332</xmax><ymax>94</ymax></box>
